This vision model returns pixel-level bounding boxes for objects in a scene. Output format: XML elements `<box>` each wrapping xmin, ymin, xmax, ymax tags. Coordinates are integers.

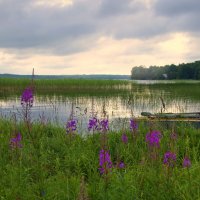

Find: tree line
<box><xmin>131</xmin><ymin>60</ymin><xmax>200</xmax><ymax>80</ymax></box>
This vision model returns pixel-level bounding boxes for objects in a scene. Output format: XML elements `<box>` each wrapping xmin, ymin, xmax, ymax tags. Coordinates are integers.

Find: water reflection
<box><xmin>0</xmin><ymin>83</ymin><xmax>200</xmax><ymax>130</ymax></box>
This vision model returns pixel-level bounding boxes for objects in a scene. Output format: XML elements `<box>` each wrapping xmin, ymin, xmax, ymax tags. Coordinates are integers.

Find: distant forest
<box><xmin>131</xmin><ymin>60</ymin><xmax>200</xmax><ymax>80</ymax></box>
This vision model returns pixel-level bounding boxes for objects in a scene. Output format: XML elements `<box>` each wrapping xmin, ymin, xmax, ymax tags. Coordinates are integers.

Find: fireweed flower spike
<box><xmin>99</xmin><ymin>149</ymin><xmax>112</xmax><ymax>174</ymax></box>
<box><xmin>100</xmin><ymin>119</ymin><xmax>109</xmax><ymax>132</ymax></box>
<box><xmin>146</xmin><ymin>130</ymin><xmax>162</xmax><ymax>148</ymax></box>
<box><xmin>163</xmin><ymin>151</ymin><xmax>176</xmax><ymax>167</ymax></box>
<box><xmin>88</xmin><ymin>117</ymin><xmax>98</xmax><ymax>131</ymax></box>
<box><xmin>121</xmin><ymin>133</ymin><xmax>128</xmax><ymax>144</ymax></box>
<box><xmin>130</xmin><ymin>119</ymin><xmax>138</xmax><ymax>131</ymax></box>
<box><xmin>66</xmin><ymin>119</ymin><xmax>78</xmax><ymax>134</ymax></box>
<box><xmin>21</xmin><ymin>87</ymin><xmax>34</xmax><ymax>107</ymax></box>
<box><xmin>10</xmin><ymin>133</ymin><xmax>22</xmax><ymax>149</ymax></box>
<box><xmin>183</xmin><ymin>156</ymin><xmax>191</xmax><ymax>168</ymax></box>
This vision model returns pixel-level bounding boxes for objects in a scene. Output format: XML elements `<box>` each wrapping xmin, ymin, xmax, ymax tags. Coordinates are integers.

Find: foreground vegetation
<box><xmin>0</xmin><ymin>78</ymin><xmax>200</xmax><ymax>199</ymax></box>
<box><xmin>0</xmin><ymin>117</ymin><xmax>200</xmax><ymax>199</ymax></box>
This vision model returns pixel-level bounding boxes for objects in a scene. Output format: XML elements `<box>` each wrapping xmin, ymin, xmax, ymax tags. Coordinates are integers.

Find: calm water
<box><xmin>0</xmin><ymin>80</ymin><xmax>200</xmax><ymax>130</ymax></box>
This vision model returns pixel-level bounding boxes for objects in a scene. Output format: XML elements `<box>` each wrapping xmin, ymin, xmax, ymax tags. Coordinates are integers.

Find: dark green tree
<box><xmin>131</xmin><ymin>60</ymin><xmax>200</xmax><ymax>80</ymax></box>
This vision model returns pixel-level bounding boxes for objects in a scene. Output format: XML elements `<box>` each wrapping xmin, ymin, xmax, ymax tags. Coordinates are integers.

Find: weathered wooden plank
<box><xmin>141</xmin><ymin>112</ymin><xmax>200</xmax><ymax>119</ymax></box>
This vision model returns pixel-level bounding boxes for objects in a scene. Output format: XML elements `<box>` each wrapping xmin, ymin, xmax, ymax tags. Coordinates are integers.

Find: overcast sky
<box><xmin>0</xmin><ymin>0</ymin><xmax>200</xmax><ymax>75</ymax></box>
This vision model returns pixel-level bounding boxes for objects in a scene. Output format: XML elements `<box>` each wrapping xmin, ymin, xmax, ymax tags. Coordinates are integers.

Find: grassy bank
<box><xmin>0</xmin><ymin>118</ymin><xmax>199</xmax><ymax>199</ymax></box>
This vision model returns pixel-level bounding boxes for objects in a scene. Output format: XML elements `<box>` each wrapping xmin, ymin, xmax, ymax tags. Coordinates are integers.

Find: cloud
<box><xmin>97</xmin><ymin>0</ymin><xmax>143</xmax><ymax>17</ymax></box>
<box><xmin>1</xmin><ymin>0</ymin><xmax>200</xmax><ymax>52</ymax></box>
<box><xmin>1</xmin><ymin>33</ymin><xmax>199</xmax><ymax>75</ymax></box>
<box><xmin>35</xmin><ymin>0</ymin><xmax>73</xmax><ymax>7</ymax></box>
<box><xmin>154</xmin><ymin>0</ymin><xmax>200</xmax><ymax>16</ymax></box>
<box><xmin>0</xmin><ymin>0</ymin><xmax>98</xmax><ymax>54</ymax></box>
<box><xmin>0</xmin><ymin>0</ymin><xmax>200</xmax><ymax>74</ymax></box>
<box><xmin>153</xmin><ymin>0</ymin><xmax>200</xmax><ymax>33</ymax></box>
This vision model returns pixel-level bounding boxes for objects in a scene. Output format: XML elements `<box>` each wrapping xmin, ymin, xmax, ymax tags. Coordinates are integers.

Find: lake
<box><xmin>0</xmin><ymin>80</ymin><xmax>200</xmax><ymax>131</ymax></box>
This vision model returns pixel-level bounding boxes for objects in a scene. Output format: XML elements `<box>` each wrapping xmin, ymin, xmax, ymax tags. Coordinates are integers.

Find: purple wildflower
<box><xmin>21</xmin><ymin>87</ymin><xmax>34</xmax><ymax>107</ymax></box>
<box><xmin>66</xmin><ymin>119</ymin><xmax>77</xmax><ymax>134</ymax></box>
<box><xmin>146</xmin><ymin>130</ymin><xmax>162</xmax><ymax>148</ymax></box>
<box><xmin>183</xmin><ymin>156</ymin><xmax>191</xmax><ymax>168</ymax></box>
<box><xmin>117</xmin><ymin>161</ymin><xmax>125</xmax><ymax>169</ymax></box>
<box><xmin>130</xmin><ymin>119</ymin><xmax>138</xmax><ymax>131</ymax></box>
<box><xmin>163</xmin><ymin>151</ymin><xmax>176</xmax><ymax>167</ymax></box>
<box><xmin>121</xmin><ymin>133</ymin><xmax>128</xmax><ymax>144</ymax></box>
<box><xmin>10</xmin><ymin>133</ymin><xmax>22</xmax><ymax>149</ymax></box>
<box><xmin>88</xmin><ymin>117</ymin><xmax>98</xmax><ymax>131</ymax></box>
<box><xmin>99</xmin><ymin>149</ymin><xmax>112</xmax><ymax>174</ymax></box>
<box><xmin>100</xmin><ymin>119</ymin><xmax>109</xmax><ymax>132</ymax></box>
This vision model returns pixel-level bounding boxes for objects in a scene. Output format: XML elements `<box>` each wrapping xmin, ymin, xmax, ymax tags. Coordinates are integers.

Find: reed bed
<box><xmin>0</xmin><ymin>78</ymin><xmax>129</xmax><ymax>89</ymax></box>
<box><xmin>0</xmin><ymin>78</ymin><xmax>131</xmax><ymax>97</ymax></box>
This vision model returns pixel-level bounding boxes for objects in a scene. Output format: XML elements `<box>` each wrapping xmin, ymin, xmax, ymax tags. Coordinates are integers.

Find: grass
<box><xmin>1</xmin><ymin>77</ymin><xmax>200</xmax><ymax>100</ymax></box>
<box><xmin>1</xmin><ymin>77</ymin><xmax>200</xmax><ymax>200</ymax></box>
<box><xmin>0</xmin><ymin>118</ymin><xmax>200</xmax><ymax>200</ymax></box>
<box><xmin>0</xmin><ymin>78</ymin><xmax>129</xmax><ymax>89</ymax></box>
<box><xmin>0</xmin><ymin>78</ymin><xmax>131</xmax><ymax>98</ymax></box>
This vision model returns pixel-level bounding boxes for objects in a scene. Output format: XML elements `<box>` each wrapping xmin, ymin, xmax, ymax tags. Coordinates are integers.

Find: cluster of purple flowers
<box><xmin>100</xmin><ymin>119</ymin><xmax>109</xmax><ymax>132</ymax></box>
<box><xmin>21</xmin><ymin>87</ymin><xmax>34</xmax><ymax>107</ymax></box>
<box><xmin>88</xmin><ymin>117</ymin><xmax>98</xmax><ymax>131</ymax></box>
<box><xmin>121</xmin><ymin>133</ymin><xmax>128</xmax><ymax>144</ymax></box>
<box><xmin>130</xmin><ymin>119</ymin><xmax>138</xmax><ymax>131</ymax></box>
<box><xmin>66</xmin><ymin>119</ymin><xmax>77</xmax><ymax>134</ymax></box>
<box><xmin>183</xmin><ymin>156</ymin><xmax>191</xmax><ymax>168</ymax></box>
<box><xmin>99</xmin><ymin>149</ymin><xmax>112</xmax><ymax>174</ymax></box>
<box><xmin>146</xmin><ymin>130</ymin><xmax>162</xmax><ymax>148</ymax></box>
<box><xmin>163</xmin><ymin>151</ymin><xmax>176</xmax><ymax>167</ymax></box>
<box><xmin>10</xmin><ymin>133</ymin><xmax>22</xmax><ymax>149</ymax></box>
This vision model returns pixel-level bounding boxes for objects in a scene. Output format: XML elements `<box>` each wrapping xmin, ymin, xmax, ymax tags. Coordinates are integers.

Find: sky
<box><xmin>0</xmin><ymin>0</ymin><xmax>200</xmax><ymax>75</ymax></box>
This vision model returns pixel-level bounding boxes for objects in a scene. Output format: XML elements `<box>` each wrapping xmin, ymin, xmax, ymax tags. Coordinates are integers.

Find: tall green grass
<box><xmin>1</xmin><ymin>78</ymin><xmax>200</xmax><ymax>100</ymax></box>
<box><xmin>0</xmin><ymin>78</ymin><xmax>129</xmax><ymax>88</ymax></box>
<box><xmin>0</xmin><ymin>119</ymin><xmax>199</xmax><ymax>199</ymax></box>
<box><xmin>0</xmin><ymin>78</ymin><xmax>130</xmax><ymax>97</ymax></box>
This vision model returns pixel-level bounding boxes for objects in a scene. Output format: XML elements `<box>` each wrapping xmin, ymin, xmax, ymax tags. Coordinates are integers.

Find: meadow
<box><xmin>0</xmin><ymin>118</ymin><xmax>200</xmax><ymax>199</ymax></box>
<box><xmin>0</xmin><ymin>78</ymin><xmax>200</xmax><ymax>199</ymax></box>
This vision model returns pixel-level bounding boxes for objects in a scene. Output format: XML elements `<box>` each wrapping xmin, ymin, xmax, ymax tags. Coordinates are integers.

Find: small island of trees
<box><xmin>131</xmin><ymin>60</ymin><xmax>200</xmax><ymax>80</ymax></box>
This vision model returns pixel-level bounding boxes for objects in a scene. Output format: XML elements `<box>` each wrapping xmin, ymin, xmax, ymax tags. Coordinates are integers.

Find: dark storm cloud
<box><xmin>0</xmin><ymin>0</ymin><xmax>200</xmax><ymax>55</ymax></box>
<box><xmin>154</xmin><ymin>0</ymin><xmax>200</xmax><ymax>16</ymax></box>
<box><xmin>104</xmin><ymin>13</ymin><xmax>169</xmax><ymax>39</ymax></box>
<box><xmin>0</xmin><ymin>0</ymin><xmax>97</xmax><ymax>52</ymax></box>
<box><xmin>153</xmin><ymin>0</ymin><xmax>200</xmax><ymax>33</ymax></box>
<box><xmin>97</xmin><ymin>0</ymin><xmax>143</xmax><ymax>16</ymax></box>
